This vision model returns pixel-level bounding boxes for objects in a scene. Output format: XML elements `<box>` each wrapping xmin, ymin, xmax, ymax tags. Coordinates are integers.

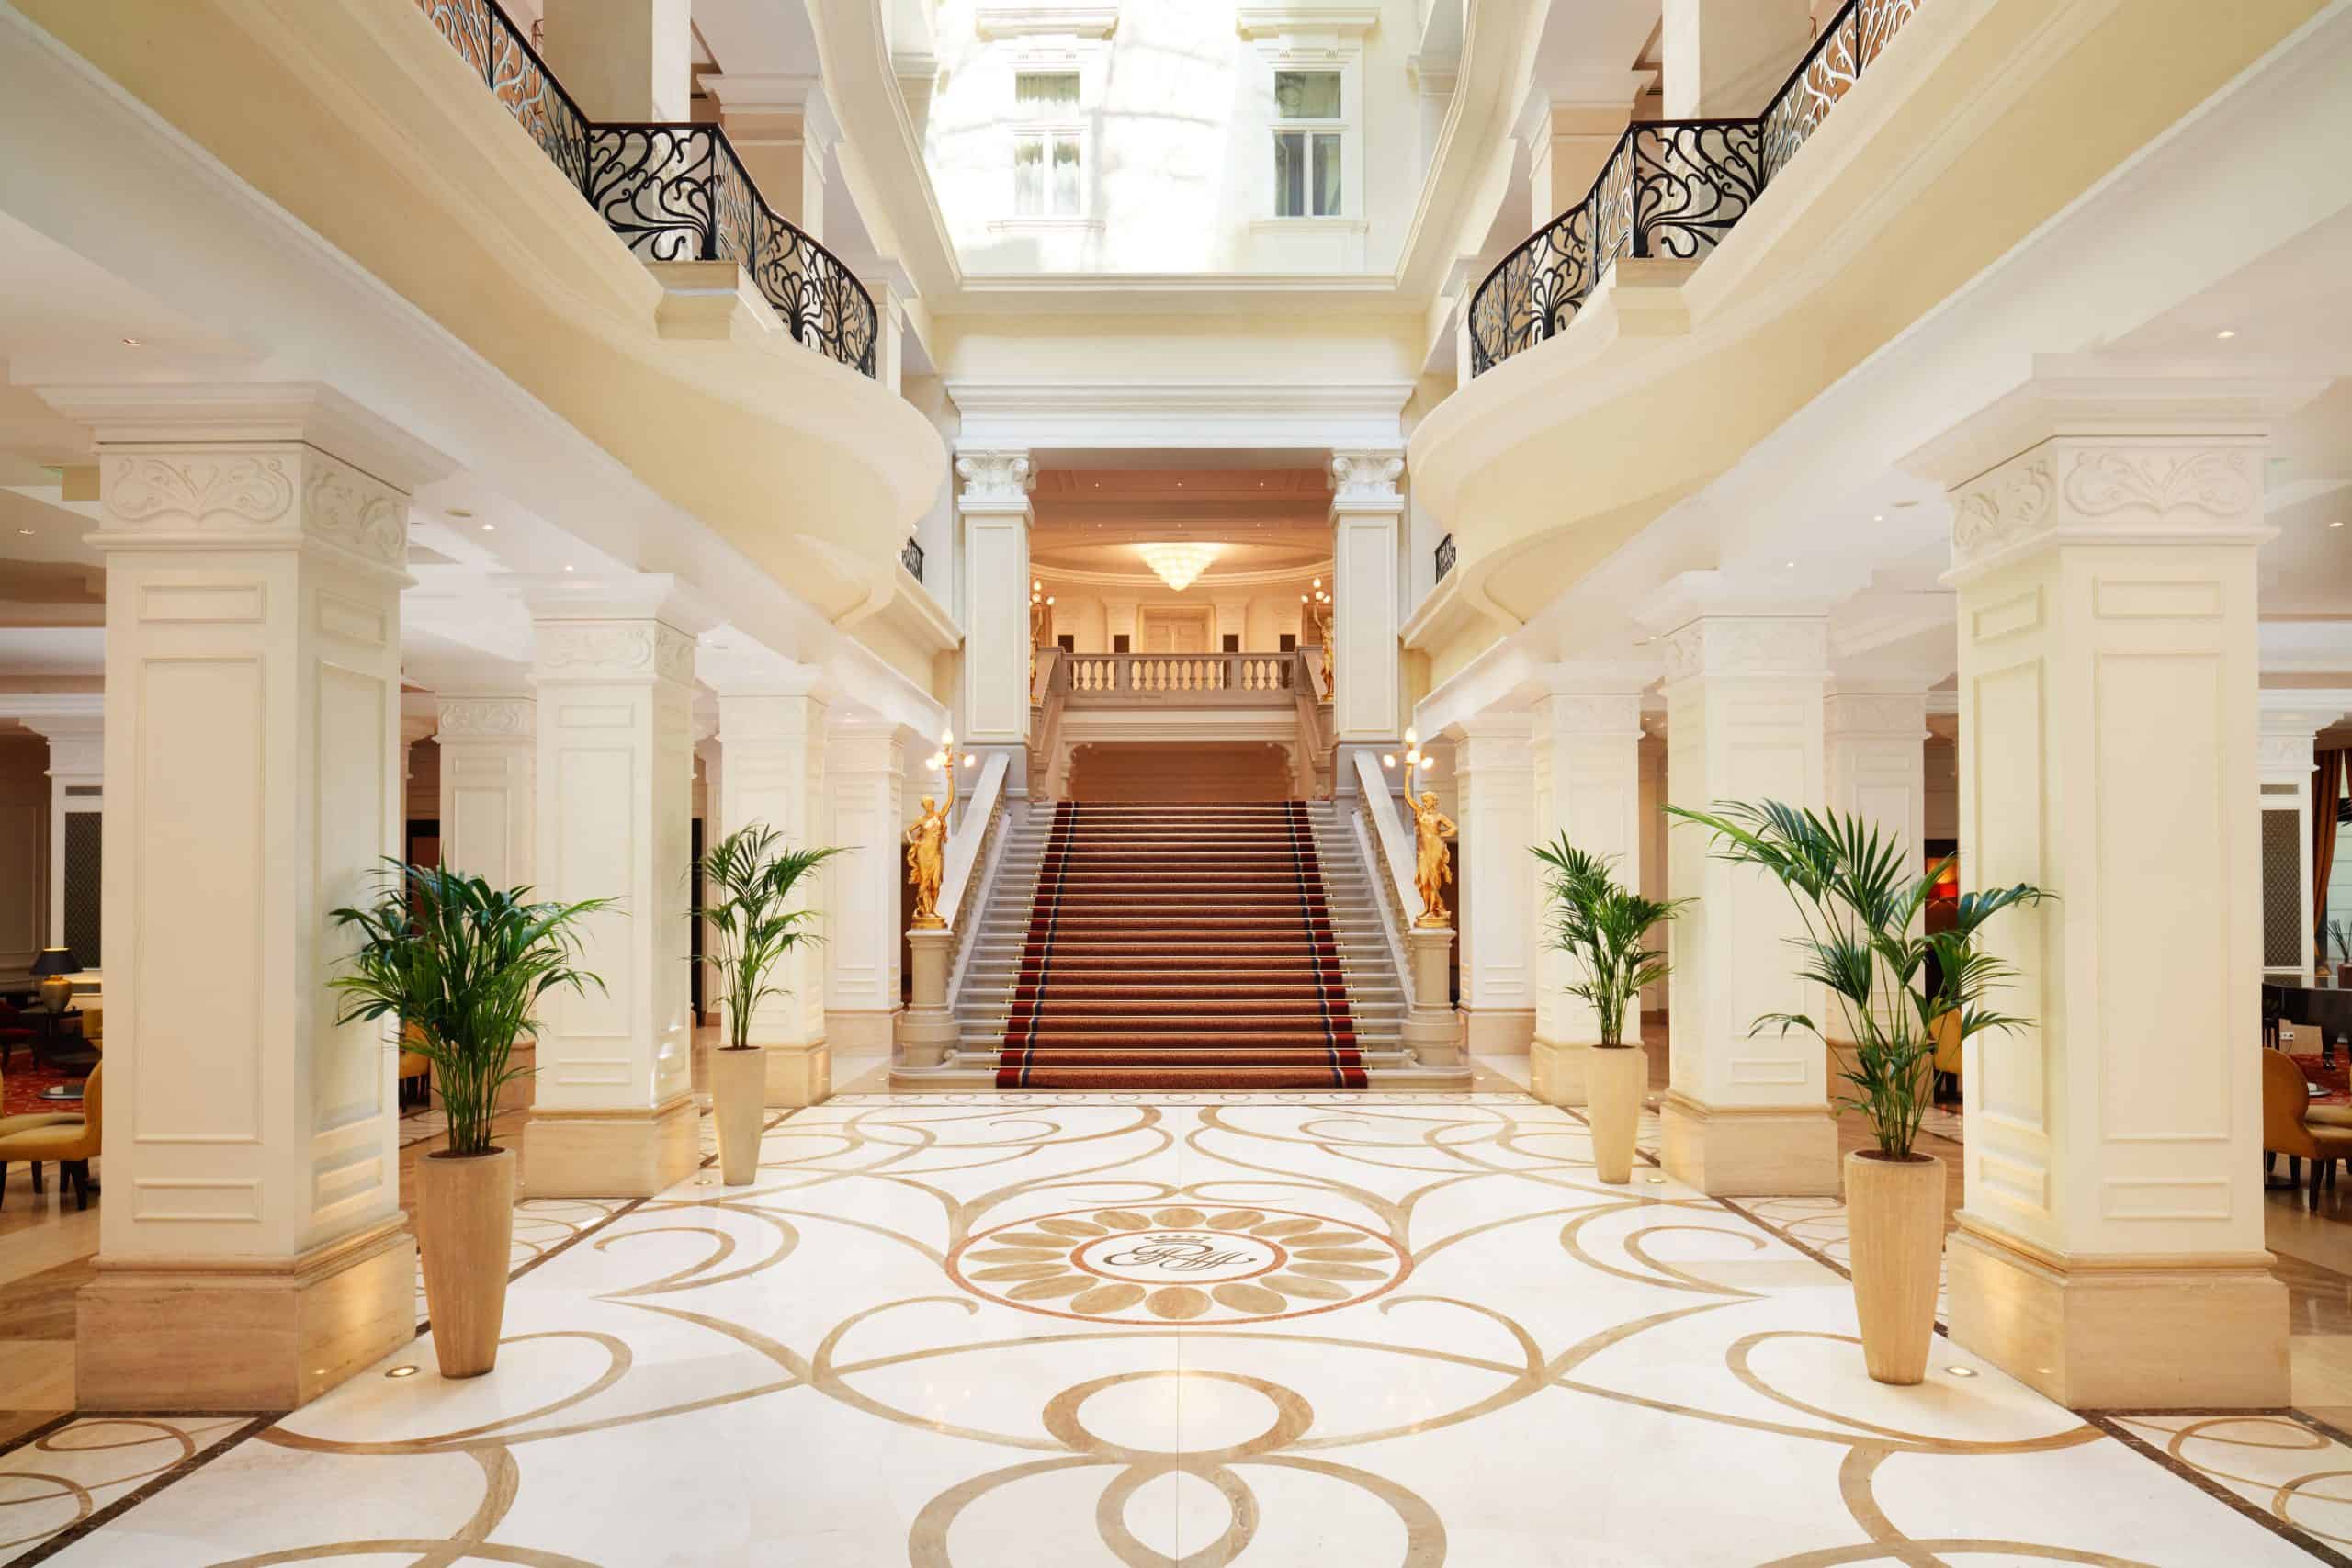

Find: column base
<box><xmin>76</xmin><ymin>1215</ymin><xmax>415</xmax><ymax>1412</ymax></box>
<box><xmin>1530</xmin><ymin>1038</ymin><xmax>1590</xmax><ymax>1107</ymax></box>
<box><xmin>1461</xmin><ymin>1007</ymin><xmax>1535</xmax><ymax>1056</ymax></box>
<box><xmin>896</xmin><ymin>1009</ymin><xmax>959</xmax><ymax>1070</ymax></box>
<box><xmin>525</xmin><ymin>1095</ymin><xmax>700</xmax><ymax>1198</ymax></box>
<box><xmin>1659</xmin><ymin>1091</ymin><xmax>1838</xmax><ymax>1195</ymax></box>
<box><xmin>1946</xmin><ymin>1217</ymin><xmax>2289</xmax><ymax>1409</ymax></box>
<box><xmin>826</xmin><ymin>1009</ymin><xmax>900</xmax><ymax>1053</ymax></box>
<box><xmin>763</xmin><ymin>1042</ymin><xmax>831</xmax><ymax>1108</ymax></box>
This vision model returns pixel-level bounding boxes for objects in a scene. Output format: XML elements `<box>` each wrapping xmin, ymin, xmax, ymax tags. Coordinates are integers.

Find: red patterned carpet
<box><xmin>997</xmin><ymin>801</ymin><xmax>1365</xmax><ymax>1089</ymax></box>
<box><xmin>2</xmin><ymin>1062</ymin><xmax>84</xmax><ymax>1118</ymax></box>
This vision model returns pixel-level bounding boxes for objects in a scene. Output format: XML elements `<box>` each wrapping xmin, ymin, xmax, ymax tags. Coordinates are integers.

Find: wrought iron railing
<box><xmin>1434</xmin><ymin>533</ymin><xmax>1456</xmax><ymax>582</ymax></box>
<box><xmin>413</xmin><ymin>0</ymin><xmax>878</xmax><ymax>378</ymax></box>
<box><xmin>1468</xmin><ymin>0</ymin><xmax>1923</xmax><ymax>377</ymax></box>
<box><xmin>899</xmin><ymin>537</ymin><xmax>925</xmax><ymax>581</ymax></box>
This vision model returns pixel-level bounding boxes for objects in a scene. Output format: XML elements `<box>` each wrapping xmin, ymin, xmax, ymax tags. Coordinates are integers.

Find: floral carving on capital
<box><xmin>1329</xmin><ymin>450</ymin><xmax>1405</xmax><ymax>502</ymax></box>
<box><xmin>435</xmin><ymin>698</ymin><xmax>536</xmax><ymax>739</ymax></box>
<box><xmin>1951</xmin><ymin>456</ymin><xmax>2054</xmax><ymax>568</ymax></box>
<box><xmin>535</xmin><ymin>622</ymin><xmax>698</xmax><ymax>684</ymax></box>
<box><xmin>1660</xmin><ymin>617</ymin><xmax>1826</xmax><ymax>682</ymax></box>
<box><xmin>300</xmin><ymin>453</ymin><xmax>407</xmax><ymax>567</ymax></box>
<box><xmin>2061</xmin><ymin>446</ymin><xmax>2257</xmax><ymax>522</ymax></box>
<box><xmin>103</xmin><ymin>452</ymin><xmax>297</xmax><ymax>529</ymax></box>
<box><xmin>956</xmin><ymin>452</ymin><xmax>1036</xmax><ymax>505</ymax></box>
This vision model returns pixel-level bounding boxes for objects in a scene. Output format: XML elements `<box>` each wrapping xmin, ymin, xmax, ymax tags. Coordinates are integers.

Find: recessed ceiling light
<box><xmin>1873</xmin><ymin>514</ymin><xmax>1884</xmax><ymax>522</ymax></box>
<box><xmin>1783</xmin><ymin>559</ymin><xmax>1796</xmax><ymax>569</ymax></box>
<box><xmin>1945</xmin><ymin>1365</ymin><xmax>1978</xmax><ymax>1378</ymax></box>
<box><xmin>15</xmin><ymin>528</ymin><xmax>31</xmax><ymax>536</ymax></box>
<box><xmin>481</xmin><ymin>523</ymin><xmax>495</xmax><ymax>532</ymax></box>
<box><xmin>2332</xmin><ymin>520</ymin><xmax>2346</xmax><ymax>530</ymax></box>
<box><xmin>2216</xmin><ymin>329</ymin><xmax>2237</xmax><ymax>340</ymax></box>
<box><xmin>119</xmin><ymin>336</ymin><xmax>141</xmax><ymax>347</ymax></box>
<box><xmin>562</xmin><ymin>564</ymin><xmax>575</xmax><ymax>572</ymax></box>
<box><xmin>1645</xmin><ymin>1175</ymin><xmax>1666</xmax><ymax>1184</ymax></box>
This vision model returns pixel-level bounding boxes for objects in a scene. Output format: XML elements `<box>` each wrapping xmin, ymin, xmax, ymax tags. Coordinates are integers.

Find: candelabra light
<box><xmin>1383</xmin><ymin>727</ymin><xmax>1436</xmax><ymax>775</ymax></box>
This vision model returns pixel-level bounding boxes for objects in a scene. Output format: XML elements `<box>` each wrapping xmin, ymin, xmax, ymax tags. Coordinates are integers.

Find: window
<box><xmin>1113</xmin><ymin>633</ymin><xmax>1131</xmax><ymax>653</ymax></box>
<box><xmin>1057</xmin><ymin>634</ymin><xmax>1075</xmax><ymax>653</ymax></box>
<box><xmin>1279</xmin><ymin>632</ymin><xmax>1297</xmax><ymax>653</ymax></box>
<box><xmin>1012</xmin><ymin>71</ymin><xmax>1082</xmax><ymax>218</ymax></box>
<box><xmin>1221</xmin><ymin>633</ymin><xmax>1240</xmax><ymax>653</ymax></box>
<box><xmin>1272</xmin><ymin>69</ymin><xmax>1343</xmax><ymax>218</ymax></box>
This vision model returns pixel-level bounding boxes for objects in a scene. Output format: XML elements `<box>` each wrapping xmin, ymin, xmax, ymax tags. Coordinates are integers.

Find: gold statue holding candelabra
<box><xmin>1029</xmin><ymin>581</ymin><xmax>1054</xmax><ymax>685</ymax></box>
<box><xmin>906</xmin><ymin>728</ymin><xmax>973</xmax><ymax>929</ymax></box>
<box><xmin>1303</xmin><ymin>579</ymin><xmax>1333</xmax><ymax>694</ymax></box>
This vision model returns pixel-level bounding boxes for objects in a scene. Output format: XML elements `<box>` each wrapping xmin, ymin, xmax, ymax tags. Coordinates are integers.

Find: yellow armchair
<box><xmin>0</xmin><ymin>1064</ymin><xmax>100</xmax><ymax>1209</ymax></box>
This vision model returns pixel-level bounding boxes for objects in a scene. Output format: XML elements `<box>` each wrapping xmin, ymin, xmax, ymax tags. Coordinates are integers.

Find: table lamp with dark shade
<box><xmin>30</xmin><ymin>947</ymin><xmax>79</xmax><ymax>1011</ymax></box>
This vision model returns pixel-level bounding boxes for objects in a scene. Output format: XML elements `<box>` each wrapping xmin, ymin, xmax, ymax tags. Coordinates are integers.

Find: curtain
<box><xmin>2318</xmin><ymin>748</ymin><xmax>2346</xmax><ymax>968</ymax></box>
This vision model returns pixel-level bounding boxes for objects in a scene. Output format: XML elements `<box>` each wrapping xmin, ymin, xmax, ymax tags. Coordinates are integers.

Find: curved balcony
<box><xmin>414</xmin><ymin>0</ymin><xmax>877</xmax><ymax>377</ymax></box>
<box><xmin>1468</xmin><ymin>0</ymin><xmax>1924</xmax><ymax>377</ymax></box>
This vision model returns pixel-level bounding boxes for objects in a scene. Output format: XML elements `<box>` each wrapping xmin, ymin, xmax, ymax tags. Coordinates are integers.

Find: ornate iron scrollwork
<box><xmin>413</xmin><ymin>0</ymin><xmax>878</xmax><ymax>378</ymax></box>
<box><xmin>1466</xmin><ymin>0</ymin><xmax>1924</xmax><ymax>378</ymax></box>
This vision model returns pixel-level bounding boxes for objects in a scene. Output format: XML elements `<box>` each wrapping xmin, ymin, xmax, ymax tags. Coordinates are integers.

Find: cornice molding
<box><xmin>974</xmin><ymin>6</ymin><xmax>1120</xmax><ymax>41</ymax></box>
<box><xmin>948</xmin><ymin>380</ymin><xmax>1412</xmax><ymax>453</ymax></box>
<box><xmin>1235</xmin><ymin>7</ymin><xmax>1381</xmax><ymax>42</ymax></box>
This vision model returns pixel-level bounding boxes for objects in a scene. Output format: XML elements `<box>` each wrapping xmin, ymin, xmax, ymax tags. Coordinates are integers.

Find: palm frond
<box><xmin>695</xmin><ymin>826</ymin><xmax>848</xmax><ymax>1053</ymax></box>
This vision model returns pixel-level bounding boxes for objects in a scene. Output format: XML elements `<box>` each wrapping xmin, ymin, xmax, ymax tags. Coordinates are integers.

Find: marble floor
<box><xmin>5</xmin><ymin>1085</ymin><xmax>2350</xmax><ymax>1565</ymax></box>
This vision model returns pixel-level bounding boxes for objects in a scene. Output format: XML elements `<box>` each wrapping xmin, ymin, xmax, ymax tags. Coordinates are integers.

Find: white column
<box><xmin>523</xmin><ymin>579</ymin><xmax>701</xmax><ymax>1199</ymax></box>
<box><xmin>433</xmin><ymin>695</ymin><xmax>535</xmax><ymax>886</ymax></box>
<box><xmin>21</xmin><ymin>705</ymin><xmax>103</xmax><ymax>966</ymax></box>
<box><xmin>67</xmin><ymin>392</ymin><xmax>421</xmax><ymax>1410</ymax></box>
<box><xmin>825</xmin><ymin>716</ymin><xmax>906</xmax><ymax>1055</ymax></box>
<box><xmin>1525</xmin><ymin>95</ymin><xmax>1641</xmax><ymax>220</ymax></box>
<box><xmin>1528</xmin><ymin>684</ymin><xmax>1646</xmax><ymax>1105</ymax></box>
<box><xmin>1329</xmin><ymin>450</ymin><xmax>1405</xmax><ymax>771</ymax></box>
<box><xmin>1661</xmin><ymin>0</ymin><xmax>1812</xmax><ymax>118</ymax></box>
<box><xmin>1453</xmin><ymin>716</ymin><xmax>1537</xmax><ymax>1056</ymax></box>
<box><xmin>702</xmin><ymin>635</ymin><xmax>834</xmax><ymax>1104</ymax></box>
<box><xmin>1822</xmin><ymin>686</ymin><xmax>1930</xmax><ymax>1075</ymax></box>
<box><xmin>956</xmin><ymin>452</ymin><xmax>1035</xmax><ymax>779</ymax></box>
<box><xmin>2257</xmin><ymin>696</ymin><xmax>2335</xmax><ymax>984</ymax></box>
<box><xmin>542</xmin><ymin>0</ymin><xmax>693</xmax><ymax>121</ymax></box>
<box><xmin>1941</xmin><ymin>414</ymin><xmax>2287</xmax><ymax>1408</ymax></box>
<box><xmin>1659</xmin><ymin>606</ymin><xmax>1838</xmax><ymax>1196</ymax></box>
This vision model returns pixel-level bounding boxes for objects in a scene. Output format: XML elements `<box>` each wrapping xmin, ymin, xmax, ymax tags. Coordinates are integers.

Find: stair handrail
<box><xmin>1350</xmin><ymin>802</ymin><xmax>1417</xmax><ymax>1009</ymax></box>
<box><xmin>944</xmin><ymin>791</ymin><xmax>1015</xmax><ymax>1015</ymax></box>
<box><xmin>1354</xmin><ymin>750</ymin><xmax>1425</xmax><ymax>927</ymax></box>
<box><xmin>937</xmin><ymin>750</ymin><xmax>1009</xmax><ymax>931</ymax></box>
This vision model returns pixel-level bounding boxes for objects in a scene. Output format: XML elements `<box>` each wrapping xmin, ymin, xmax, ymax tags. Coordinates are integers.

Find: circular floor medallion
<box><xmin>948</xmin><ymin>1205</ymin><xmax>1407</xmax><ymax>1325</ymax></box>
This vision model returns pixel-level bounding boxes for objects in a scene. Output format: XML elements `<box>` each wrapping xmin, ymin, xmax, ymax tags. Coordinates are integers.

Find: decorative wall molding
<box><xmin>1329</xmin><ymin>449</ymin><xmax>1405</xmax><ymax>503</ymax></box>
<box><xmin>945</xmin><ymin>381</ymin><xmax>1413</xmax><ymax>453</ymax></box>
<box><xmin>1951</xmin><ymin>438</ymin><xmax>2267</xmax><ymax>573</ymax></box>
<box><xmin>1540</xmin><ymin>692</ymin><xmax>1645</xmax><ymax>739</ymax></box>
<box><xmin>974</xmin><ymin>6</ymin><xmax>1120</xmax><ymax>41</ymax></box>
<box><xmin>533</xmin><ymin>621</ymin><xmax>699</xmax><ymax>685</ymax></box>
<box><xmin>956</xmin><ymin>450</ymin><xmax>1037</xmax><ymax>506</ymax></box>
<box><xmin>301</xmin><ymin>451</ymin><xmax>408</xmax><ymax>566</ymax></box>
<box><xmin>1234</xmin><ymin>6</ymin><xmax>1381</xmax><ymax>43</ymax></box>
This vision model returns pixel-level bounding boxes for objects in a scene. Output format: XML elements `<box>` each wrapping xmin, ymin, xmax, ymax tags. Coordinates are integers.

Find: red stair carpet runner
<box><xmin>997</xmin><ymin>801</ymin><xmax>1365</xmax><ymax>1089</ymax></box>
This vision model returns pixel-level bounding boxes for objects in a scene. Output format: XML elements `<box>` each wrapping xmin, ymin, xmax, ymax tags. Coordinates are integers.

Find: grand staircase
<box><xmin>992</xmin><ymin>802</ymin><xmax>1366</xmax><ymax>1089</ymax></box>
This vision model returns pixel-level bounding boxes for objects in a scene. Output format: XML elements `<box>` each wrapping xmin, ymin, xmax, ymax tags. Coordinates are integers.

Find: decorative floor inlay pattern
<box><xmin>0</xmin><ymin>1416</ymin><xmax>254</xmax><ymax>1563</ymax></box>
<box><xmin>12</xmin><ymin>1095</ymin><xmax>2338</xmax><ymax>1565</ymax></box>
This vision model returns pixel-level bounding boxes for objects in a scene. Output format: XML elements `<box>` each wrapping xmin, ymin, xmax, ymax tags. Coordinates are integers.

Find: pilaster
<box><xmin>1527</xmin><ymin>682</ymin><xmax>1646</xmax><ymax>1107</ymax></box>
<box><xmin>701</xmin><ymin>632</ymin><xmax>833</xmax><ymax>1104</ymax></box>
<box><xmin>957</xmin><ymin>450</ymin><xmax>1035</xmax><ymax>752</ymax></box>
<box><xmin>434</xmin><ymin>694</ymin><xmax>536</xmax><ymax>887</ymax></box>
<box><xmin>522</xmin><ymin>577</ymin><xmax>703</xmax><ymax>1198</ymax></box>
<box><xmin>824</xmin><ymin>715</ymin><xmax>907</xmax><ymax>1053</ymax></box>
<box><xmin>1940</xmin><ymin>414</ymin><xmax>2287</xmax><ymax>1407</ymax></box>
<box><xmin>2257</xmin><ymin>694</ymin><xmax>2336</xmax><ymax>984</ymax></box>
<box><xmin>1822</xmin><ymin>686</ymin><xmax>1930</xmax><ymax>1078</ymax></box>
<box><xmin>542</xmin><ymin>0</ymin><xmax>694</xmax><ymax>122</ymax></box>
<box><xmin>1453</xmin><ymin>716</ymin><xmax>1536</xmax><ymax>1056</ymax></box>
<box><xmin>1329</xmin><ymin>449</ymin><xmax>1405</xmax><ymax>743</ymax></box>
<box><xmin>62</xmin><ymin>389</ymin><xmax>426</xmax><ymax>1409</ymax></box>
<box><xmin>704</xmin><ymin>73</ymin><xmax>838</xmax><ymax>243</ymax></box>
<box><xmin>19</xmin><ymin>702</ymin><xmax>104</xmax><ymax>968</ymax></box>
<box><xmin>1661</xmin><ymin>0</ymin><xmax>1812</xmax><ymax>118</ymax></box>
<box><xmin>1657</xmin><ymin>604</ymin><xmax>1838</xmax><ymax>1196</ymax></box>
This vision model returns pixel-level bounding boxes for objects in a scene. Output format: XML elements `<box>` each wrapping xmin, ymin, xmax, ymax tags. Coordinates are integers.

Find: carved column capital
<box><xmin>1329</xmin><ymin>448</ymin><xmax>1405</xmax><ymax>505</ymax></box>
<box><xmin>955</xmin><ymin>449</ymin><xmax>1037</xmax><ymax>507</ymax></box>
<box><xmin>1949</xmin><ymin>436</ymin><xmax>2267</xmax><ymax>580</ymax></box>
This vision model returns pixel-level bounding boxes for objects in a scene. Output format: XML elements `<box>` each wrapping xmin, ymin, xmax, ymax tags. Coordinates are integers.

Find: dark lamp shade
<box><xmin>30</xmin><ymin>948</ymin><xmax>80</xmax><ymax>977</ymax></box>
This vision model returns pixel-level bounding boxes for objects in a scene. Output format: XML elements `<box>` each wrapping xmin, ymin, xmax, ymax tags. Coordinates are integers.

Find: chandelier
<box><xmin>1135</xmin><ymin>541</ymin><xmax>1221</xmax><ymax>592</ymax></box>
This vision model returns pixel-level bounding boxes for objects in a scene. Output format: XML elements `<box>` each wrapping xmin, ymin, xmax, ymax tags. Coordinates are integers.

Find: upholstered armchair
<box><xmin>0</xmin><ymin>1063</ymin><xmax>100</xmax><ymax>1209</ymax></box>
<box><xmin>2263</xmin><ymin>1047</ymin><xmax>2352</xmax><ymax>1212</ymax></box>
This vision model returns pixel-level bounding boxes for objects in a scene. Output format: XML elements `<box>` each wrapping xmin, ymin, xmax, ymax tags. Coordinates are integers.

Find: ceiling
<box><xmin>1030</xmin><ymin>466</ymin><xmax>1333</xmax><ymax>581</ymax></box>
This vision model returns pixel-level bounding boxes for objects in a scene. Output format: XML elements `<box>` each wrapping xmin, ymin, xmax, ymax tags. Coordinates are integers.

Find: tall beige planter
<box><xmin>1844</xmin><ymin>1149</ymin><xmax>1945</xmax><ymax>1384</ymax></box>
<box><xmin>710</xmin><ymin>1046</ymin><xmax>767</xmax><ymax>1185</ymax></box>
<box><xmin>418</xmin><ymin>1146</ymin><xmax>516</xmax><ymax>1379</ymax></box>
<box><xmin>1586</xmin><ymin>1044</ymin><xmax>1646</xmax><ymax>1184</ymax></box>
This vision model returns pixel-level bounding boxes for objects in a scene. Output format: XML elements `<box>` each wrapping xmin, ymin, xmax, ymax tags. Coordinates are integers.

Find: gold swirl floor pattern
<box><xmin>1</xmin><ymin>1094</ymin><xmax>2341</xmax><ymax>1566</ymax></box>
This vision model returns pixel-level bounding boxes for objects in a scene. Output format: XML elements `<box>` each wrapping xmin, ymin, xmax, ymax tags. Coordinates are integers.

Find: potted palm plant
<box><xmin>1532</xmin><ymin>836</ymin><xmax>1683</xmax><ymax>1183</ymax></box>
<box><xmin>1666</xmin><ymin>802</ymin><xmax>2045</xmax><ymax>1385</ymax></box>
<box><xmin>697</xmin><ymin>825</ymin><xmax>843</xmax><ymax>1184</ymax></box>
<box><xmin>331</xmin><ymin>863</ymin><xmax>611</xmax><ymax>1378</ymax></box>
